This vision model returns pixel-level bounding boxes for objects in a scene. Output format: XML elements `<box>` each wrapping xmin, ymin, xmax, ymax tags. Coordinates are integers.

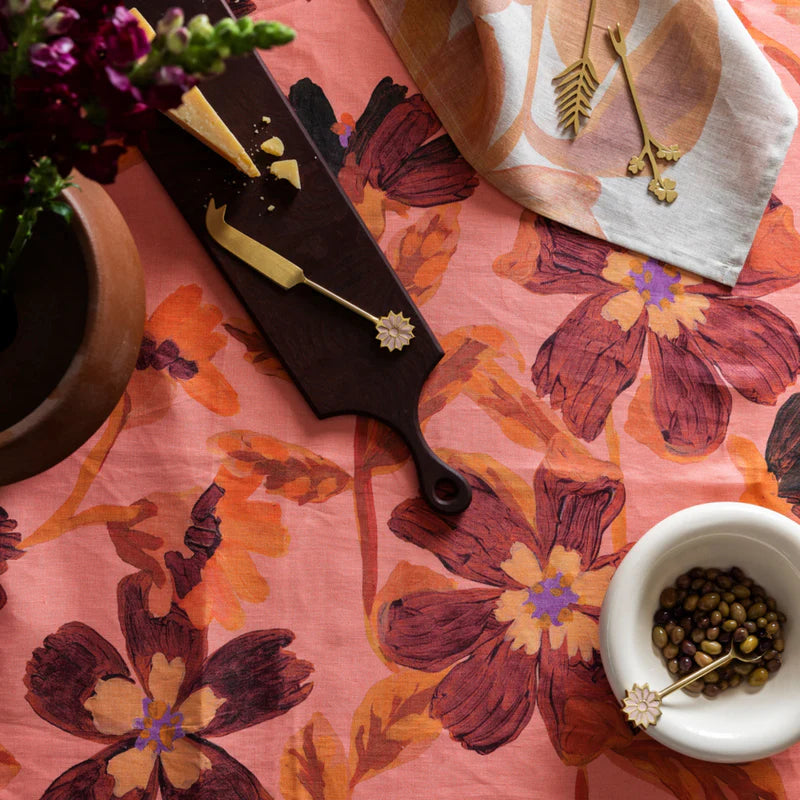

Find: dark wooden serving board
<box><xmin>132</xmin><ymin>0</ymin><xmax>471</xmax><ymax>513</ymax></box>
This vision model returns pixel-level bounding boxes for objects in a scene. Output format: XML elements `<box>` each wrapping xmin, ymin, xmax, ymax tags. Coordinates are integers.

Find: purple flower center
<box><xmin>133</xmin><ymin>698</ymin><xmax>184</xmax><ymax>755</ymax></box>
<box><xmin>523</xmin><ymin>572</ymin><xmax>579</xmax><ymax>627</ymax></box>
<box><xmin>630</xmin><ymin>260</ymin><xmax>680</xmax><ymax>307</ymax></box>
<box><xmin>337</xmin><ymin>124</ymin><xmax>352</xmax><ymax>148</ymax></box>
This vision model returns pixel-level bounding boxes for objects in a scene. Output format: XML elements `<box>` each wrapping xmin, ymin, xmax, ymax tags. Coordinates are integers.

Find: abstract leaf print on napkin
<box><xmin>494</xmin><ymin>199</ymin><xmax>800</xmax><ymax>457</ymax></box>
<box><xmin>25</xmin><ymin>572</ymin><xmax>312</xmax><ymax>800</ymax></box>
<box><xmin>378</xmin><ymin>435</ymin><xmax>632</xmax><ymax>760</ymax></box>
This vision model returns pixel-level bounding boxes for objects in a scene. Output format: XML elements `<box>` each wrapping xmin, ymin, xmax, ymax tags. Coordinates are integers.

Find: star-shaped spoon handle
<box><xmin>622</xmin><ymin>647</ymin><xmax>763</xmax><ymax>729</ymax></box>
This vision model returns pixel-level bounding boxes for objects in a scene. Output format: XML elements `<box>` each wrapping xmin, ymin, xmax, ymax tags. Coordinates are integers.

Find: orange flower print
<box><xmin>127</xmin><ymin>285</ymin><xmax>239</xmax><ymax>426</ymax></box>
<box><xmin>25</xmin><ymin>574</ymin><xmax>312</xmax><ymax>799</ymax></box>
<box><xmin>109</xmin><ymin>475</ymin><xmax>288</xmax><ymax>630</ymax></box>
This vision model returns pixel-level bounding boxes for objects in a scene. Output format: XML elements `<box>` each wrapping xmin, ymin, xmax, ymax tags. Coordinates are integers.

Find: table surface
<box><xmin>3</xmin><ymin>0</ymin><xmax>800</xmax><ymax>798</ymax></box>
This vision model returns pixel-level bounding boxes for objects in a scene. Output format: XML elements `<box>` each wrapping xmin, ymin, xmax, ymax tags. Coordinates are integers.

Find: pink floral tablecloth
<box><xmin>3</xmin><ymin>0</ymin><xmax>800</xmax><ymax>798</ymax></box>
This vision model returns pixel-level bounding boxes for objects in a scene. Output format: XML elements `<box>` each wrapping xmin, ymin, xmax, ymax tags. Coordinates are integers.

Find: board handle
<box><xmin>396</xmin><ymin>415</ymin><xmax>472</xmax><ymax>514</ymax></box>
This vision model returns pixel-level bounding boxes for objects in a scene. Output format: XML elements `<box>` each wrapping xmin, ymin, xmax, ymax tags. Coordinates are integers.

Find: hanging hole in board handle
<box><xmin>416</xmin><ymin>450</ymin><xmax>472</xmax><ymax>514</ymax></box>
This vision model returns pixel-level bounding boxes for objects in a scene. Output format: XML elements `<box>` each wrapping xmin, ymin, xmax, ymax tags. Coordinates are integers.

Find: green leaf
<box><xmin>47</xmin><ymin>201</ymin><xmax>73</xmax><ymax>223</ymax></box>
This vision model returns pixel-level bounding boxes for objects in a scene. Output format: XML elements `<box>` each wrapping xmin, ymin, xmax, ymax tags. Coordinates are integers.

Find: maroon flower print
<box><xmin>137</xmin><ymin>334</ymin><xmax>199</xmax><ymax>381</ymax></box>
<box><xmin>163</xmin><ymin>483</ymin><xmax>223</xmax><ymax>599</ymax></box>
<box><xmin>494</xmin><ymin>199</ymin><xmax>800</xmax><ymax>456</ymax></box>
<box><xmin>289</xmin><ymin>77</ymin><xmax>478</xmax><ymax>237</ymax></box>
<box><xmin>25</xmin><ymin>573</ymin><xmax>313</xmax><ymax>799</ymax></box>
<box><xmin>379</xmin><ymin>436</ymin><xmax>633</xmax><ymax>760</ymax></box>
<box><xmin>336</xmin><ymin>78</ymin><xmax>478</xmax><ymax>208</ymax></box>
<box><xmin>0</xmin><ymin>507</ymin><xmax>22</xmax><ymax>611</ymax></box>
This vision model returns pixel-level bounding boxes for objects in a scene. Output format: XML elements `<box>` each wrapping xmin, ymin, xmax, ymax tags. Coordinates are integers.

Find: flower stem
<box><xmin>353</xmin><ymin>417</ymin><xmax>379</xmax><ymax>619</ymax></box>
<box><xmin>0</xmin><ymin>206</ymin><xmax>41</xmax><ymax>296</ymax></box>
<box><xmin>604</xmin><ymin>410</ymin><xmax>627</xmax><ymax>550</ymax></box>
<box><xmin>21</xmin><ymin>393</ymin><xmax>131</xmax><ymax>548</ymax></box>
<box><xmin>574</xmin><ymin>767</ymin><xmax>589</xmax><ymax>800</ymax></box>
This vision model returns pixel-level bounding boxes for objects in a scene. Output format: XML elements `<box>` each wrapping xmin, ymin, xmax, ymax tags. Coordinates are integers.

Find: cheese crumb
<box><xmin>262</xmin><ymin>116</ymin><xmax>271</xmax><ymax>124</ymax></box>
<box><xmin>260</xmin><ymin>136</ymin><xmax>285</xmax><ymax>157</ymax></box>
<box><xmin>269</xmin><ymin>159</ymin><xmax>301</xmax><ymax>190</ymax></box>
<box><xmin>267</xmin><ymin>204</ymin><xmax>275</xmax><ymax>211</ymax></box>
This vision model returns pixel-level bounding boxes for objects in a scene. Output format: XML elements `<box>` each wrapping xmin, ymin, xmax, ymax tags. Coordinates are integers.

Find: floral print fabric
<box><xmin>2</xmin><ymin>0</ymin><xmax>800</xmax><ymax>798</ymax></box>
<box><xmin>366</xmin><ymin>0</ymin><xmax>797</xmax><ymax>287</ymax></box>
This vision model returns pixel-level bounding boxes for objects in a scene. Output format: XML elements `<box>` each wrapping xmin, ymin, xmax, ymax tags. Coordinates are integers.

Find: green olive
<box><xmin>730</xmin><ymin>602</ymin><xmax>746</xmax><ymax>624</ymax></box>
<box><xmin>663</xmin><ymin>643</ymin><xmax>679</xmax><ymax>659</ymax></box>
<box><xmin>683</xmin><ymin>594</ymin><xmax>699</xmax><ymax>612</ymax></box>
<box><xmin>652</xmin><ymin>625</ymin><xmax>668</xmax><ymax>648</ymax></box>
<box><xmin>740</xmin><ymin>635</ymin><xmax>759</xmax><ymax>654</ymax></box>
<box><xmin>747</xmin><ymin>602</ymin><xmax>767</xmax><ymax>620</ymax></box>
<box><xmin>694</xmin><ymin>651</ymin><xmax>714</xmax><ymax>667</ymax></box>
<box><xmin>748</xmin><ymin>667</ymin><xmax>769</xmax><ymax>687</ymax></box>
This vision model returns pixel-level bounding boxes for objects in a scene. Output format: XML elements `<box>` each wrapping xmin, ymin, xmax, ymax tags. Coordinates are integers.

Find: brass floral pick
<box><xmin>205</xmin><ymin>199</ymin><xmax>414</xmax><ymax>352</ymax></box>
<box><xmin>554</xmin><ymin>0</ymin><xmax>599</xmax><ymax>135</ymax></box>
<box><xmin>622</xmin><ymin>647</ymin><xmax>762</xmax><ymax>729</ymax></box>
<box><xmin>608</xmin><ymin>23</ymin><xmax>681</xmax><ymax>203</ymax></box>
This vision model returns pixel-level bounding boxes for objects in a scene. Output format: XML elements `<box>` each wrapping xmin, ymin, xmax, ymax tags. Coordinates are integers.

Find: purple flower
<box><xmin>105</xmin><ymin>6</ymin><xmax>149</xmax><ymax>65</ymax></box>
<box><xmin>29</xmin><ymin>37</ymin><xmax>77</xmax><ymax>75</ymax></box>
<box><xmin>105</xmin><ymin>66</ymin><xmax>141</xmax><ymax>100</ymax></box>
<box><xmin>42</xmin><ymin>7</ymin><xmax>79</xmax><ymax>35</ymax></box>
<box><xmin>156</xmin><ymin>64</ymin><xmax>194</xmax><ymax>92</ymax></box>
<box><xmin>143</xmin><ymin>65</ymin><xmax>195</xmax><ymax>110</ymax></box>
<box><xmin>109</xmin><ymin>5</ymin><xmax>136</xmax><ymax>29</ymax></box>
<box><xmin>156</xmin><ymin>6</ymin><xmax>183</xmax><ymax>35</ymax></box>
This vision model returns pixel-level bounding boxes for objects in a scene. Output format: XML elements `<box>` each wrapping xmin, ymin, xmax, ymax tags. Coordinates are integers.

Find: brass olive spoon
<box><xmin>622</xmin><ymin>646</ymin><xmax>764</xmax><ymax>729</ymax></box>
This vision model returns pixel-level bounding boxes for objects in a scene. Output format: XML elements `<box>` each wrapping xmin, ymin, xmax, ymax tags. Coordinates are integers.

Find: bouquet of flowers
<box><xmin>0</xmin><ymin>0</ymin><xmax>293</xmax><ymax>298</ymax></box>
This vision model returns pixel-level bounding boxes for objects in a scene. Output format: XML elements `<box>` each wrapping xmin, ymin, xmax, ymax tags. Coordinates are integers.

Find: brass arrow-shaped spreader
<box><xmin>205</xmin><ymin>199</ymin><xmax>414</xmax><ymax>352</ymax></box>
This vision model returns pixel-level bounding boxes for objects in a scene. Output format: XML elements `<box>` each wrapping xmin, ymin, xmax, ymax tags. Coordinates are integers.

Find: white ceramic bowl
<box><xmin>600</xmin><ymin>502</ymin><xmax>800</xmax><ymax>763</ymax></box>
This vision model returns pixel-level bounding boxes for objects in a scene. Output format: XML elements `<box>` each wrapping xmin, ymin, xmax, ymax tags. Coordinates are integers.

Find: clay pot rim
<box><xmin>0</xmin><ymin>177</ymin><xmax>145</xmax><ymax>483</ymax></box>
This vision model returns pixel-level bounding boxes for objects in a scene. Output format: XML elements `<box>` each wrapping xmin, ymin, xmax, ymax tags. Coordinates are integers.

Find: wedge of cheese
<box><xmin>130</xmin><ymin>9</ymin><xmax>260</xmax><ymax>178</ymax></box>
<box><xmin>270</xmin><ymin>159</ymin><xmax>301</xmax><ymax>189</ymax></box>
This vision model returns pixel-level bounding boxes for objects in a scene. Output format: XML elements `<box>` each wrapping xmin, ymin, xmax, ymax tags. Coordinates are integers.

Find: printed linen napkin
<box><xmin>365</xmin><ymin>0</ymin><xmax>797</xmax><ymax>286</ymax></box>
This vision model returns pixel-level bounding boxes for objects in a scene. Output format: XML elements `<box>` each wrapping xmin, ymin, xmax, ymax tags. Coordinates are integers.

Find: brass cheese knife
<box><xmin>206</xmin><ymin>199</ymin><xmax>414</xmax><ymax>352</ymax></box>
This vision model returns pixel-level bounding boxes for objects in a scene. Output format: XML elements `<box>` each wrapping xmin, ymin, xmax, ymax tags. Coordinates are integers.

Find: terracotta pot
<box><xmin>0</xmin><ymin>177</ymin><xmax>145</xmax><ymax>484</ymax></box>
